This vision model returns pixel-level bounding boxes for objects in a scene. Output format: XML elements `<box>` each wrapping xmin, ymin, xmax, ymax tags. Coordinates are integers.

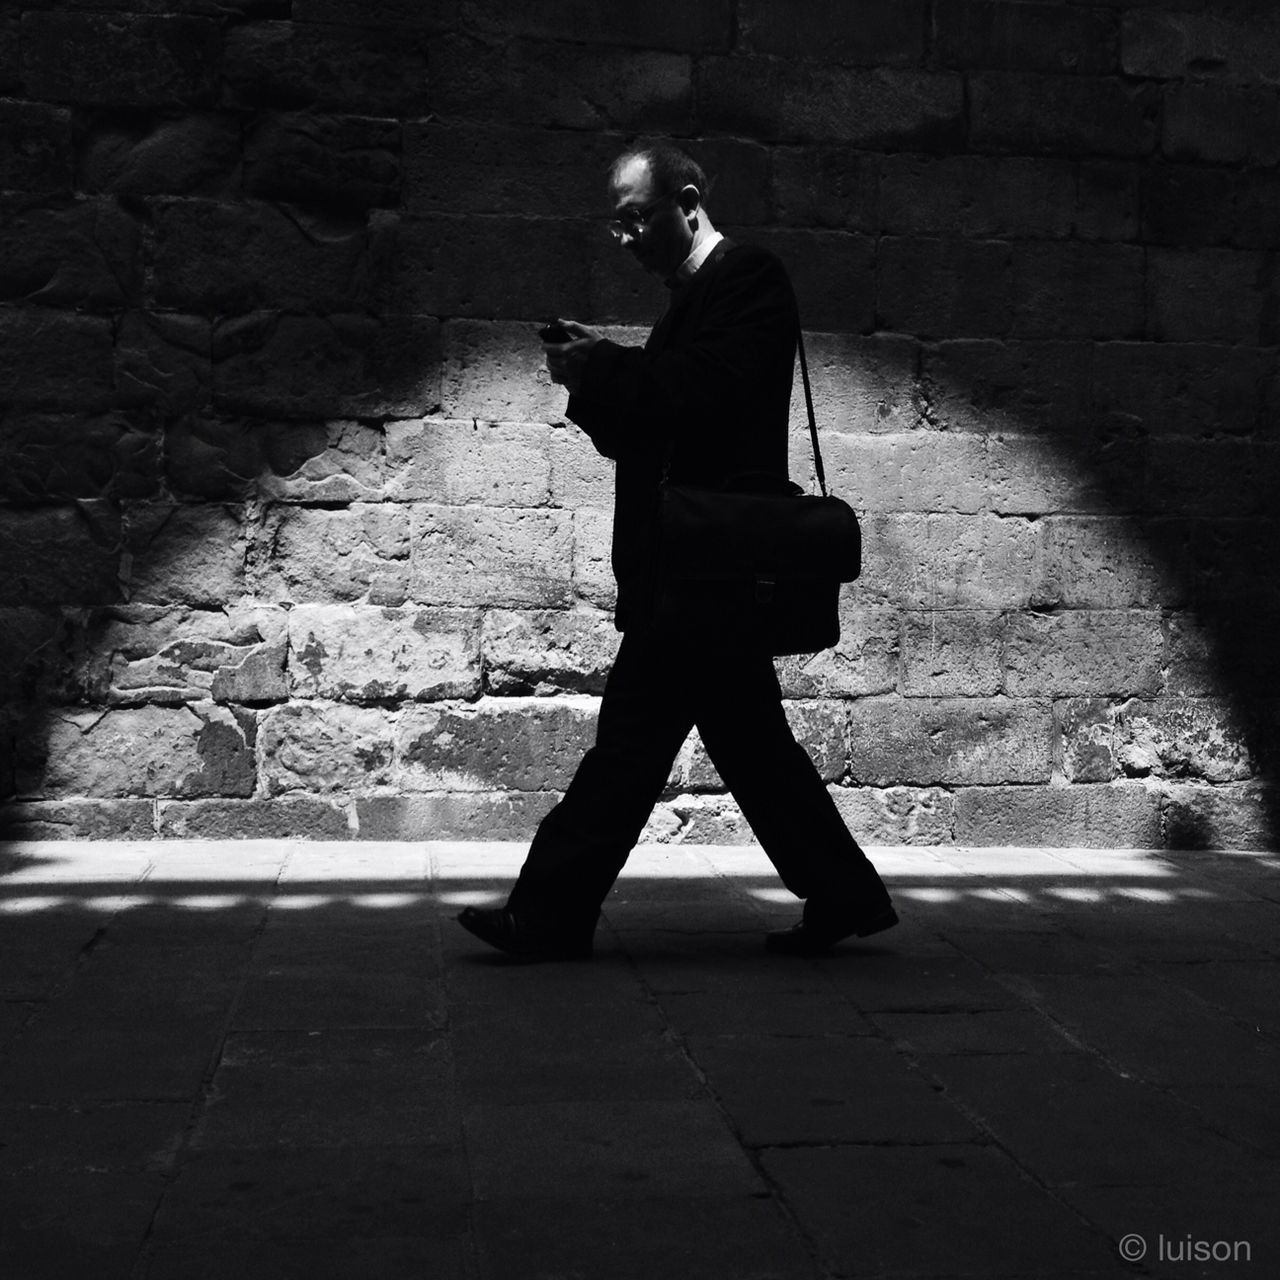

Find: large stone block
<box><xmin>698</xmin><ymin>59</ymin><xmax>964</xmax><ymax>150</ymax></box>
<box><xmin>213</xmin><ymin>312</ymin><xmax>442</xmax><ymax>419</ymax></box>
<box><xmin>1123</xmin><ymin>8</ymin><xmax>1280</xmax><ymax>86</ymax></box>
<box><xmin>124</xmin><ymin>505</ymin><xmax>247</xmax><ymax>607</ymax></box>
<box><xmin>76</xmin><ymin>603</ymin><xmax>288</xmax><ymax>707</ymax></box>
<box><xmin>0</xmin><ymin>195</ymin><xmax>142</xmax><ymax>310</ymax></box>
<box><xmin>775</xmin><ymin>601</ymin><xmax>900</xmax><ymax>699</ymax></box>
<box><xmin>1075</xmin><ymin>161</ymin><xmax>1141</xmax><ymax>242</ymax></box>
<box><xmin>1011</xmin><ymin>243</ymin><xmax>1145</xmax><ymax>339</ymax></box>
<box><xmin>787</xmin><ymin>333</ymin><xmax>920</xmax><ymax>437</ymax></box>
<box><xmin>397</xmin><ymin>698</ymin><xmax>597</xmax><ymax>792</ymax></box>
<box><xmin>823</xmin><ymin>432</ymin><xmax>988</xmax><ymax>514</ymax></box>
<box><xmin>1140</xmin><ymin>164</ymin><xmax>1238</xmax><ymax>249</ymax></box>
<box><xmin>1146</xmin><ymin>249</ymin><xmax>1269</xmax><ymax>345</ymax></box>
<box><xmin>1235</xmin><ymin>170</ymin><xmax>1280</xmax><ymax>251</ymax></box>
<box><xmin>409</xmin><ymin>505</ymin><xmax>573</xmax><ymax>608</ymax></box>
<box><xmin>545</xmin><ymin>421</ymin><xmax>616</xmax><ymax>511</ymax></box>
<box><xmin>43</xmin><ymin>703</ymin><xmax>254</xmax><ymax>799</ymax></box>
<box><xmin>877</xmin><ymin>237</ymin><xmax>1012</xmax><ymax>338</ymax></box>
<box><xmin>384</xmin><ymin>419</ymin><xmax>552</xmax><ymax>506</ymax></box>
<box><xmin>115</xmin><ymin>311</ymin><xmax>211</xmax><ymax>414</ymax></box>
<box><xmin>971</xmin><ymin>73</ymin><xmax>1158</xmax><ymax>157</ymax></box>
<box><xmin>158</xmin><ymin>797</ymin><xmax>351</xmax><ymax>839</ymax></box>
<box><xmin>1091</xmin><ymin>341</ymin><xmax>1270</xmax><ymax>439</ymax></box>
<box><xmin>829</xmin><ymin>785</ymin><xmax>956</xmax><ymax>845</ymax></box>
<box><xmin>481</xmin><ymin>608</ymin><xmax>620</xmax><ymax>696</ymax></box>
<box><xmin>21</xmin><ymin>12</ymin><xmax>221</xmax><ymax>105</ymax></box>
<box><xmin>295</xmin><ymin>0</ymin><xmax>453</xmax><ymax>27</ymax></box>
<box><xmin>259</xmin><ymin>702</ymin><xmax>396</xmax><ymax>796</ymax></box>
<box><xmin>1163</xmin><ymin>83</ymin><xmax>1280</xmax><ymax>166</ymax></box>
<box><xmin>151</xmin><ymin>198</ymin><xmax>384</xmax><ymax>315</ymax></box>
<box><xmin>1160</xmin><ymin>783</ymin><xmax>1275</xmax><ymax>852</ymax></box>
<box><xmin>848</xmin><ymin>695</ymin><xmax>1053</xmax><ymax>786</ymax></box>
<box><xmin>879</xmin><ymin>154</ymin><xmax>1076</xmax><ymax>239</ymax></box>
<box><xmin>658</xmin><ymin>794</ymin><xmax>752</xmax><ymax>846</ymax></box>
<box><xmin>256</xmin><ymin>504</ymin><xmax>409</xmax><ymax>606</ymax></box>
<box><xmin>462</xmin><ymin>0</ymin><xmax>731</xmax><ymax>51</ymax></box>
<box><xmin>986</xmin><ymin>433</ymin><xmax>1142</xmax><ymax>517</ymax></box>
<box><xmin>739</xmin><ymin>0</ymin><xmax>924</xmax><ymax>64</ymax></box>
<box><xmin>163</xmin><ymin>416</ymin><xmax>326</xmax><ymax>502</ymax></box>
<box><xmin>388</xmin><ymin>214</ymin><xmax>592</xmax><ymax>321</ymax></box>
<box><xmin>0</xmin><ymin>411</ymin><xmax>158</xmax><ymax>503</ymax></box>
<box><xmin>1004</xmin><ymin>610</ymin><xmax>1165</xmax><ymax>698</ymax></box>
<box><xmin>78</xmin><ymin>112</ymin><xmax>239</xmax><ymax>196</ymax></box>
<box><xmin>1039</xmin><ymin>516</ymin><xmax>1179</xmax><ymax>610</ymax></box>
<box><xmin>924</xmin><ymin>339</ymin><xmax>1090</xmax><ymax>436</ymax></box>
<box><xmin>1115</xmin><ymin>698</ymin><xmax>1256</xmax><ymax>785</ymax></box>
<box><xmin>244</xmin><ymin>113</ymin><xmax>401</xmax><ymax>210</ymax></box>
<box><xmin>571</xmin><ymin>508</ymin><xmax>617</xmax><ymax>610</ymax></box>
<box><xmin>0</xmin><ymin>607</ymin><xmax>73</xmax><ymax>705</ymax></box>
<box><xmin>256</xmin><ymin>420</ymin><xmax>385</xmax><ymax>503</ymax></box>
<box><xmin>1144</xmin><ymin>438</ymin><xmax>1261</xmax><ymax>519</ymax></box>
<box><xmin>356</xmin><ymin>791</ymin><xmax>559</xmax><ymax>841</ymax></box>
<box><xmin>0</xmin><ymin>101</ymin><xmax>72</xmax><ymax>192</ymax></box>
<box><xmin>288</xmin><ymin>603</ymin><xmax>481</xmax><ymax>702</ymax></box>
<box><xmin>439</xmin><ymin>320</ymin><xmax>616</xmax><ymax>425</ymax></box>
<box><xmin>935</xmin><ymin>1</ymin><xmax>1118</xmax><ymax>75</ymax></box>
<box><xmin>404</xmin><ymin>123</ymin><xmax>621</xmax><ymax>219</ymax></box>
<box><xmin>432</xmin><ymin>35</ymin><xmax>692</xmax><ymax>133</ymax></box>
<box><xmin>901</xmin><ymin>610</ymin><xmax>1003</xmax><ymax>697</ymax></box>
<box><xmin>0</xmin><ymin>506</ymin><xmax>121</xmax><ymax>606</ymax></box>
<box><xmin>224</xmin><ymin>20</ymin><xmax>430</xmax><ymax>114</ymax></box>
<box><xmin>0</xmin><ymin>800</ymin><xmax>156</xmax><ymax>841</ymax></box>
<box><xmin>1055</xmin><ymin>698</ymin><xmax>1115</xmax><ymax>784</ymax></box>
<box><xmin>860</xmin><ymin>513</ymin><xmax>1046</xmax><ymax>610</ymax></box>
<box><xmin>772</xmin><ymin>146</ymin><xmax>880</xmax><ymax>232</ymax></box>
<box><xmin>954</xmin><ymin>782</ymin><xmax>1162</xmax><ymax>849</ymax></box>
<box><xmin>0</xmin><ymin>16</ymin><xmax>18</xmax><ymax>93</ymax></box>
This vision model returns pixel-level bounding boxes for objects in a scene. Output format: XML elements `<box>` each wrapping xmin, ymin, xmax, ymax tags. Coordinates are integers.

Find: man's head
<box><xmin>607</xmin><ymin>142</ymin><xmax>714</xmax><ymax>278</ymax></box>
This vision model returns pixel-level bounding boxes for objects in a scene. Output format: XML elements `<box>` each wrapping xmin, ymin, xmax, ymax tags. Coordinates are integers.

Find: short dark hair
<box><xmin>609</xmin><ymin>141</ymin><xmax>711</xmax><ymax>207</ymax></box>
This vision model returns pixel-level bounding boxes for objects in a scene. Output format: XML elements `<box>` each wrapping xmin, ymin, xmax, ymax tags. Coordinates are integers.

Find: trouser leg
<box><xmin>692</xmin><ymin>643</ymin><xmax>890</xmax><ymax>910</ymax></box>
<box><xmin>507</xmin><ymin>626</ymin><xmax>692</xmax><ymax>922</ymax></box>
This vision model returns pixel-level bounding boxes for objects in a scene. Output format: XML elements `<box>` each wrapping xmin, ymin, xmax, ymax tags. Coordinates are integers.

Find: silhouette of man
<box><xmin>458</xmin><ymin>141</ymin><xmax>896</xmax><ymax>960</ymax></box>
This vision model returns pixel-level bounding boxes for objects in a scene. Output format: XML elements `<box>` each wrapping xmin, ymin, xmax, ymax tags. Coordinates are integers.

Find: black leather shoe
<box><xmin>456</xmin><ymin>906</ymin><xmax>594</xmax><ymax>963</ymax></box>
<box><xmin>765</xmin><ymin>904</ymin><xmax>899</xmax><ymax>956</ymax></box>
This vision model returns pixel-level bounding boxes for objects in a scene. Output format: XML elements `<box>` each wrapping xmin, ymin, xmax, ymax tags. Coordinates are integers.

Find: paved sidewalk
<box><xmin>0</xmin><ymin>839</ymin><xmax>1277</xmax><ymax>1279</ymax></box>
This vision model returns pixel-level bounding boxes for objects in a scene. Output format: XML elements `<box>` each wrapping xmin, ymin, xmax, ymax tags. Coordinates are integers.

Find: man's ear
<box><xmin>679</xmin><ymin>183</ymin><xmax>702</xmax><ymax>217</ymax></box>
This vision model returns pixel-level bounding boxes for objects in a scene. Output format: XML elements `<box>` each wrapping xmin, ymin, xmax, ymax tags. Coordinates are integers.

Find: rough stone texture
<box><xmin>396</xmin><ymin>699</ymin><xmax>598</xmax><ymax>793</ymax></box>
<box><xmin>480</xmin><ymin>609</ymin><xmax>620</xmax><ymax>696</ymax></box>
<box><xmin>75</xmin><ymin>605</ymin><xmax>288</xmax><ymax>707</ymax></box>
<box><xmin>288</xmin><ymin>604</ymin><xmax>482</xmax><ymax>703</ymax></box>
<box><xmin>43</xmin><ymin>704</ymin><xmax>254</xmax><ymax>800</ymax></box>
<box><xmin>955</xmin><ymin>783</ymin><xmax>1164</xmax><ymax>849</ymax></box>
<box><xmin>0</xmin><ymin>1</ymin><xmax>1273</xmax><ymax>850</ymax></box>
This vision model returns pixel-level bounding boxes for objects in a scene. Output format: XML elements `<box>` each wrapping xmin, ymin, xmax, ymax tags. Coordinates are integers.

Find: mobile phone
<box><xmin>538</xmin><ymin>321</ymin><xmax>570</xmax><ymax>343</ymax></box>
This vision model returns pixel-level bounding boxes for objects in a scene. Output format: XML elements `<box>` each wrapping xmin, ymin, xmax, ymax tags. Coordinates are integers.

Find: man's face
<box><xmin>609</xmin><ymin>156</ymin><xmax>695</xmax><ymax>278</ymax></box>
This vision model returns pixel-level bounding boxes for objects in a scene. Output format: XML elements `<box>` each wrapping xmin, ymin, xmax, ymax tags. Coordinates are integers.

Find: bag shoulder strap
<box><xmin>795</xmin><ymin>328</ymin><xmax>827</xmax><ymax>498</ymax></box>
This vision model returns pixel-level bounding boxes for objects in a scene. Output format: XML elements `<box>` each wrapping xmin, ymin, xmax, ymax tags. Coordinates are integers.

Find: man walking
<box><xmin>458</xmin><ymin>141</ymin><xmax>896</xmax><ymax>961</ymax></box>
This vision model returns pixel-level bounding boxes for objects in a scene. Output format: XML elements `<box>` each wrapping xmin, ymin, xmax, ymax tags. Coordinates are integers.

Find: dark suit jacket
<box><xmin>566</xmin><ymin>240</ymin><xmax>800</xmax><ymax>628</ymax></box>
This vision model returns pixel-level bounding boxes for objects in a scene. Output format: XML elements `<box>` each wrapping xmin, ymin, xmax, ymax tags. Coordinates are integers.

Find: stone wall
<box><xmin>1</xmin><ymin>0</ymin><xmax>1276</xmax><ymax>848</ymax></box>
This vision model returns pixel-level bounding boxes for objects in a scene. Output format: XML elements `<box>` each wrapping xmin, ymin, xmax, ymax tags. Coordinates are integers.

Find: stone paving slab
<box><xmin>0</xmin><ymin>839</ymin><xmax>1276</xmax><ymax>1279</ymax></box>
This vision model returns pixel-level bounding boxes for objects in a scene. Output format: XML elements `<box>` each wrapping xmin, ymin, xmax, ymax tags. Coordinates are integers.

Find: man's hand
<box><xmin>543</xmin><ymin>319</ymin><xmax>600</xmax><ymax>395</ymax></box>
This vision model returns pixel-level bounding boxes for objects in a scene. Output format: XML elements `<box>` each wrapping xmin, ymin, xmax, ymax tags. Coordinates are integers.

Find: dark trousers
<box><xmin>507</xmin><ymin>619</ymin><xmax>889</xmax><ymax>926</ymax></box>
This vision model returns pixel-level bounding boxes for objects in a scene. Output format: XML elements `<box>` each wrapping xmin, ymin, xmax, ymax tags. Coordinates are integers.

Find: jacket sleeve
<box><xmin>568</xmin><ymin>249</ymin><xmax>797</xmax><ymax>456</ymax></box>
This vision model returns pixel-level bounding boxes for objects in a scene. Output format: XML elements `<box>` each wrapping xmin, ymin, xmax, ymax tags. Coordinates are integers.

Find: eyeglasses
<box><xmin>608</xmin><ymin>194</ymin><xmax>673</xmax><ymax>240</ymax></box>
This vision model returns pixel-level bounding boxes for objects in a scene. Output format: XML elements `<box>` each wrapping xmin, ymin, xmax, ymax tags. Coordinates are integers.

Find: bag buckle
<box><xmin>755</xmin><ymin>574</ymin><xmax>776</xmax><ymax>604</ymax></box>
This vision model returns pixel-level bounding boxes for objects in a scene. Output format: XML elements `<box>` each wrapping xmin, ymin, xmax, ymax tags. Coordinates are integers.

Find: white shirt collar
<box><xmin>671</xmin><ymin>231</ymin><xmax>724</xmax><ymax>285</ymax></box>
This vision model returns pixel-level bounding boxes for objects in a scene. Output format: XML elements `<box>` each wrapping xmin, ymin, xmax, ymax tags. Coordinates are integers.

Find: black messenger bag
<box><xmin>656</xmin><ymin>330</ymin><xmax>861</xmax><ymax>656</ymax></box>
